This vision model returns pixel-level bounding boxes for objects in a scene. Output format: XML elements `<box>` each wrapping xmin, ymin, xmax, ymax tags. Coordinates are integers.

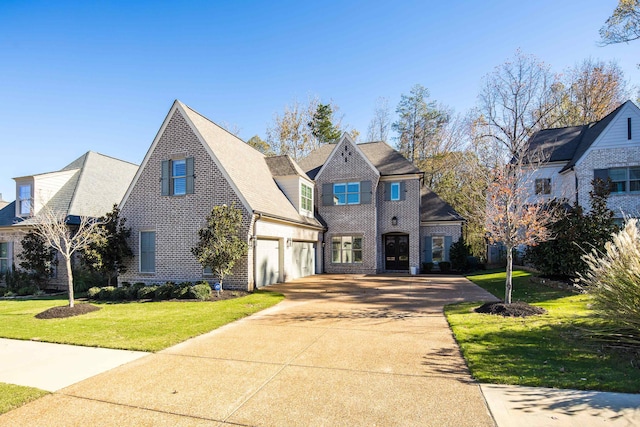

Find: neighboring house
<box><xmin>298</xmin><ymin>136</ymin><xmax>464</xmax><ymax>274</ymax></box>
<box><xmin>118</xmin><ymin>101</ymin><xmax>324</xmax><ymax>290</ymax></box>
<box><xmin>0</xmin><ymin>152</ymin><xmax>138</xmax><ymax>288</ymax></box>
<box><xmin>119</xmin><ymin>101</ymin><xmax>464</xmax><ymax>290</ymax></box>
<box><xmin>523</xmin><ymin>100</ymin><xmax>640</xmax><ymax>222</ymax></box>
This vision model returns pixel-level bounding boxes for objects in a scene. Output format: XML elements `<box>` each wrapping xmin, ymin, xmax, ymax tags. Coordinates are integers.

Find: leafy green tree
<box><xmin>191</xmin><ymin>204</ymin><xmax>248</xmax><ymax>290</ymax></box>
<box><xmin>308</xmin><ymin>103</ymin><xmax>342</xmax><ymax>144</ymax></box>
<box><xmin>83</xmin><ymin>205</ymin><xmax>133</xmax><ymax>286</ymax></box>
<box><xmin>247</xmin><ymin>135</ymin><xmax>274</xmax><ymax>156</ymax></box>
<box><xmin>18</xmin><ymin>231</ymin><xmax>57</xmax><ymax>289</ymax></box>
<box><xmin>525</xmin><ymin>178</ymin><xmax>617</xmax><ymax>279</ymax></box>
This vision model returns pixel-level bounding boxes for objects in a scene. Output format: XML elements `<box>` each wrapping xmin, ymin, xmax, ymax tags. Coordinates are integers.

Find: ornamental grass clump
<box><xmin>579</xmin><ymin>219</ymin><xmax>640</xmax><ymax>349</ymax></box>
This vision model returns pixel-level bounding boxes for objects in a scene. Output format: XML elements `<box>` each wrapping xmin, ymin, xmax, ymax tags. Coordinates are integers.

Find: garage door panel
<box><xmin>256</xmin><ymin>239</ymin><xmax>279</xmax><ymax>288</ymax></box>
<box><xmin>292</xmin><ymin>242</ymin><xmax>315</xmax><ymax>280</ymax></box>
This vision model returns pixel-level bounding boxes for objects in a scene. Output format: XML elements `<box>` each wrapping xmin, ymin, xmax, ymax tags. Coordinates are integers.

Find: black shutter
<box><xmin>161</xmin><ymin>160</ymin><xmax>170</xmax><ymax>196</ymax></box>
<box><xmin>384</xmin><ymin>182</ymin><xmax>391</xmax><ymax>201</ymax></box>
<box><xmin>400</xmin><ymin>181</ymin><xmax>406</xmax><ymax>201</ymax></box>
<box><xmin>322</xmin><ymin>183</ymin><xmax>334</xmax><ymax>206</ymax></box>
<box><xmin>361</xmin><ymin>180</ymin><xmax>372</xmax><ymax>204</ymax></box>
<box><xmin>186</xmin><ymin>157</ymin><xmax>195</xmax><ymax>194</ymax></box>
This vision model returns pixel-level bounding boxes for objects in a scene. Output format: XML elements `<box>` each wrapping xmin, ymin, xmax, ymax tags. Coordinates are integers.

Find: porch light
<box><xmin>391</xmin><ymin>216</ymin><xmax>398</xmax><ymax>226</ymax></box>
<box><xmin>286</xmin><ymin>238</ymin><xmax>292</xmax><ymax>247</ymax></box>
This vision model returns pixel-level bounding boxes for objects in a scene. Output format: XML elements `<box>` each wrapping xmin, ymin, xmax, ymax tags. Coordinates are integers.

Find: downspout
<box><xmin>251</xmin><ymin>212</ymin><xmax>261</xmax><ymax>291</ymax></box>
<box><xmin>574</xmin><ymin>168</ymin><xmax>578</xmax><ymax>205</ymax></box>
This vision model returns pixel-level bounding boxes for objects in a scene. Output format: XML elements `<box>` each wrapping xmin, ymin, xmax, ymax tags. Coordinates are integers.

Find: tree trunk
<box><xmin>505</xmin><ymin>248</ymin><xmax>513</xmax><ymax>304</ymax></box>
<box><xmin>66</xmin><ymin>256</ymin><xmax>75</xmax><ymax>308</ymax></box>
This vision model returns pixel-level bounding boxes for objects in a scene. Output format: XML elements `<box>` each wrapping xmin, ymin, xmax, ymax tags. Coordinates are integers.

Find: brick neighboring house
<box><xmin>0</xmin><ymin>152</ymin><xmax>138</xmax><ymax>288</ymax></box>
<box><xmin>119</xmin><ymin>101</ymin><xmax>464</xmax><ymax>290</ymax></box>
<box><xmin>298</xmin><ymin>136</ymin><xmax>464</xmax><ymax>274</ymax></box>
<box><xmin>523</xmin><ymin>100</ymin><xmax>640</xmax><ymax>223</ymax></box>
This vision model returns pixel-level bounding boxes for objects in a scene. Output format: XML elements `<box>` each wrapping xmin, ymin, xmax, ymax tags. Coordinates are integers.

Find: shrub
<box><xmin>579</xmin><ymin>219</ymin><xmax>640</xmax><ymax>347</ymax></box>
<box><xmin>171</xmin><ymin>282</ymin><xmax>193</xmax><ymax>299</ymax></box>
<box><xmin>87</xmin><ymin>287</ymin><xmax>102</xmax><ymax>299</ymax></box>
<box><xmin>73</xmin><ymin>267</ymin><xmax>108</xmax><ymax>293</ymax></box>
<box><xmin>155</xmin><ymin>283</ymin><xmax>175</xmax><ymax>300</ymax></box>
<box><xmin>422</xmin><ymin>262</ymin><xmax>434</xmax><ymax>273</ymax></box>
<box><xmin>137</xmin><ymin>285</ymin><xmax>158</xmax><ymax>300</ymax></box>
<box><xmin>124</xmin><ymin>282</ymin><xmax>146</xmax><ymax>300</ymax></box>
<box><xmin>98</xmin><ymin>286</ymin><xmax>117</xmax><ymax>301</ymax></box>
<box><xmin>192</xmin><ymin>283</ymin><xmax>212</xmax><ymax>301</ymax></box>
<box><xmin>16</xmin><ymin>285</ymin><xmax>38</xmax><ymax>296</ymax></box>
<box><xmin>438</xmin><ymin>262</ymin><xmax>451</xmax><ymax>273</ymax></box>
<box><xmin>449</xmin><ymin>237</ymin><xmax>471</xmax><ymax>271</ymax></box>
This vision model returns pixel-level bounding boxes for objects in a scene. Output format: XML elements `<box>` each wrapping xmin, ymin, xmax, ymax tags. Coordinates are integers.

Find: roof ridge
<box><xmin>177</xmin><ymin>100</ymin><xmax>248</xmax><ymax>145</ymax></box>
<box><xmin>65</xmin><ymin>152</ymin><xmax>90</xmax><ymax>214</ymax></box>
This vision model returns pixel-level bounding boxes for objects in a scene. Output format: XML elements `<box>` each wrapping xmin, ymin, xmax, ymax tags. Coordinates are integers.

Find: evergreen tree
<box><xmin>308</xmin><ymin>103</ymin><xmax>342</xmax><ymax>144</ymax></box>
<box><xmin>191</xmin><ymin>204</ymin><xmax>248</xmax><ymax>290</ymax></box>
<box><xmin>18</xmin><ymin>231</ymin><xmax>57</xmax><ymax>289</ymax></box>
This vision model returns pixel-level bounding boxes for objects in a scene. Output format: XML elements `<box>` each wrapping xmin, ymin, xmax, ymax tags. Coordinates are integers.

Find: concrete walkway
<box><xmin>1</xmin><ymin>274</ymin><xmax>639</xmax><ymax>426</ymax></box>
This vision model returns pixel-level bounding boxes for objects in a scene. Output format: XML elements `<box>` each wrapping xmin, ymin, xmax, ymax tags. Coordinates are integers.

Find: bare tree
<box><xmin>478</xmin><ymin>50</ymin><xmax>561</xmax><ymax>160</ymax></box>
<box><xmin>485</xmin><ymin>163</ymin><xmax>555</xmax><ymax>304</ymax></box>
<box><xmin>546</xmin><ymin>59</ymin><xmax>629</xmax><ymax>127</ymax></box>
<box><xmin>28</xmin><ymin>205</ymin><xmax>104</xmax><ymax>307</ymax></box>
<box><xmin>600</xmin><ymin>0</ymin><xmax>640</xmax><ymax>45</ymax></box>
<box><xmin>366</xmin><ymin>97</ymin><xmax>391</xmax><ymax>142</ymax></box>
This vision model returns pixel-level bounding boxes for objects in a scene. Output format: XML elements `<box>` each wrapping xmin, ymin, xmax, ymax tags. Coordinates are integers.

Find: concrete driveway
<box><xmin>1</xmin><ymin>274</ymin><xmax>498</xmax><ymax>426</ymax></box>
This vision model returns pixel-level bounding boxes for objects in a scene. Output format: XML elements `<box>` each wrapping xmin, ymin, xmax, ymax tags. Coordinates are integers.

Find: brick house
<box><xmin>523</xmin><ymin>100</ymin><xmax>640</xmax><ymax>223</ymax></box>
<box><xmin>119</xmin><ymin>101</ymin><xmax>463</xmax><ymax>290</ymax></box>
<box><xmin>0</xmin><ymin>152</ymin><xmax>138</xmax><ymax>288</ymax></box>
<box><xmin>298</xmin><ymin>136</ymin><xmax>464</xmax><ymax>274</ymax></box>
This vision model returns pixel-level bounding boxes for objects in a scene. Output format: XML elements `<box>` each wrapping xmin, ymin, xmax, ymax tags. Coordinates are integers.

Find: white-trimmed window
<box><xmin>534</xmin><ymin>178</ymin><xmax>551</xmax><ymax>195</ymax></box>
<box><xmin>172</xmin><ymin>159</ymin><xmax>187</xmax><ymax>195</ymax></box>
<box><xmin>331</xmin><ymin>235</ymin><xmax>363</xmax><ymax>263</ymax></box>
<box><xmin>301</xmin><ymin>183</ymin><xmax>313</xmax><ymax>212</ymax></box>
<box><xmin>333</xmin><ymin>182</ymin><xmax>360</xmax><ymax>205</ymax></box>
<box><xmin>0</xmin><ymin>242</ymin><xmax>9</xmax><ymax>274</ymax></box>
<box><xmin>18</xmin><ymin>184</ymin><xmax>32</xmax><ymax>216</ymax></box>
<box><xmin>140</xmin><ymin>231</ymin><xmax>156</xmax><ymax>273</ymax></box>
<box><xmin>390</xmin><ymin>182</ymin><xmax>401</xmax><ymax>201</ymax></box>
<box><xmin>607</xmin><ymin>167</ymin><xmax>640</xmax><ymax>193</ymax></box>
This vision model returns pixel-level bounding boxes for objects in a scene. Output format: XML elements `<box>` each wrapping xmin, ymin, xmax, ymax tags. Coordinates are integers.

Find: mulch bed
<box><xmin>475</xmin><ymin>301</ymin><xmax>547</xmax><ymax>317</ymax></box>
<box><xmin>35</xmin><ymin>304</ymin><xmax>102</xmax><ymax>319</ymax></box>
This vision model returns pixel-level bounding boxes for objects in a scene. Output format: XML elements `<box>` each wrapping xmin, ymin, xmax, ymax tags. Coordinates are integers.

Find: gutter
<box><xmin>252</xmin><ymin>210</ymin><xmax>324</xmax><ymax>231</ymax></box>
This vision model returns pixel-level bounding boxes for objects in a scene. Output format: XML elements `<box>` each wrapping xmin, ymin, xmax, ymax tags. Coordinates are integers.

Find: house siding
<box><xmin>377</xmin><ymin>178</ymin><xmax>421</xmax><ymax>271</ymax></box>
<box><xmin>576</xmin><ymin>147</ymin><xmax>640</xmax><ymax>218</ymax></box>
<box><xmin>119</xmin><ymin>109</ymin><xmax>252</xmax><ymax>289</ymax></box>
<box><xmin>316</xmin><ymin>139</ymin><xmax>379</xmax><ymax>274</ymax></box>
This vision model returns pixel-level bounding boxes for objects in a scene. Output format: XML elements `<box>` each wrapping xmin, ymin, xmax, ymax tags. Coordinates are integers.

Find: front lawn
<box><xmin>446</xmin><ymin>270</ymin><xmax>640</xmax><ymax>393</ymax></box>
<box><xmin>0</xmin><ymin>383</ymin><xmax>48</xmax><ymax>415</ymax></box>
<box><xmin>0</xmin><ymin>291</ymin><xmax>283</xmax><ymax>352</ymax></box>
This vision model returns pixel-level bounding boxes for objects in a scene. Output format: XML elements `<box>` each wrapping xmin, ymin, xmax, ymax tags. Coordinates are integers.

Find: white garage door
<box><xmin>255</xmin><ymin>239</ymin><xmax>280</xmax><ymax>288</ymax></box>
<box><xmin>292</xmin><ymin>241</ymin><xmax>315</xmax><ymax>280</ymax></box>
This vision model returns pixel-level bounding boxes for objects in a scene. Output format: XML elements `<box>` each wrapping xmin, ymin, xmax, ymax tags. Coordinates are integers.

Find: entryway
<box><xmin>384</xmin><ymin>234</ymin><xmax>409</xmax><ymax>270</ymax></box>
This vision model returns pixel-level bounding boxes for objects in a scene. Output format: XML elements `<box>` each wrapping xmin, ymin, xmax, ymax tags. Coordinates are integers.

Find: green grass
<box><xmin>0</xmin><ymin>291</ymin><xmax>284</xmax><ymax>352</ymax></box>
<box><xmin>446</xmin><ymin>270</ymin><xmax>640</xmax><ymax>393</ymax></box>
<box><xmin>0</xmin><ymin>383</ymin><xmax>48</xmax><ymax>415</ymax></box>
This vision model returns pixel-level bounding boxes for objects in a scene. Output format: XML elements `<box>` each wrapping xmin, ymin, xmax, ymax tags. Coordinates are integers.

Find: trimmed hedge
<box><xmin>86</xmin><ymin>281</ymin><xmax>215</xmax><ymax>302</ymax></box>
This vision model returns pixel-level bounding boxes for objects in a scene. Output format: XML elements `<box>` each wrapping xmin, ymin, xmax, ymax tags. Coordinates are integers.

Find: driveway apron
<box><xmin>0</xmin><ymin>275</ymin><xmax>498</xmax><ymax>427</ymax></box>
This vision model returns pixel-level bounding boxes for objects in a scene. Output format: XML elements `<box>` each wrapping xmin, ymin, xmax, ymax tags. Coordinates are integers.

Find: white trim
<box><xmin>379</xmin><ymin>174</ymin><xmax>422</xmax><ymax>181</ymax></box>
<box><xmin>421</xmin><ymin>221</ymin><xmax>464</xmax><ymax>227</ymax></box>
<box><xmin>575</xmin><ymin>101</ymin><xmax>640</xmax><ymax>169</ymax></box>
<box><xmin>315</xmin><ymin>133</ymin><xmax>381</xmax><ymax>181</ymax></box>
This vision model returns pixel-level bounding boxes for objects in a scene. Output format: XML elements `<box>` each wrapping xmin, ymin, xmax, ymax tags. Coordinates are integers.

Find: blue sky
<box><xmin>0</xmin><ymin>0</ymin><xmax>638</xmax><ymax>201</ymax></box>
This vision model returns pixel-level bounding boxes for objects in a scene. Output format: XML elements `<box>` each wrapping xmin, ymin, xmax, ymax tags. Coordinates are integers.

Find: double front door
<box><xmin>385</xmin><ymin>234</ymin><xmax>409</xmax><ymax>270</ymax></box>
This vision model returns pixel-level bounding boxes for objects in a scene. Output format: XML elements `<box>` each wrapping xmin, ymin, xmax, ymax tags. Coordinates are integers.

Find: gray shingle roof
<box><xmin>2</xmin><ymin>152</ymin><xmax>138</xmax><ymax>227</ymax></box>
<box><xmin>420</xmin><ymin>187</ymin><xmax>464</xmax><ymax>222</ymax></box>
<box><xmin>0</xmin><ymin>201</ymin><xmax>16</xmax><ymax>226</ymax></box>
<box><xmin>265</xmin><ymin>155</ymin><xmax>310</xmax><ymax>178</ymax></box>
<box><xmin>524</xmin><ymin>101</ymin><xmax>631</xmax><ymax>172</ymax></box>
<box><xmin>298</xmin><ymin>141</ymin><xmax>422</xmax><ymax>179</ymax></box>
<box><xmin>179</xmin><ymin>102</ymin><xmax>322</xmax><ymax>228</ymax></box>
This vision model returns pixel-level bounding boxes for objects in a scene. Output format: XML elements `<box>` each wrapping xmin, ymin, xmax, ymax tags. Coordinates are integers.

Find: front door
<box><xmin>385</xmin><ymin>234</ymin><xmax>409</xmax><ymax>270</ymax></box>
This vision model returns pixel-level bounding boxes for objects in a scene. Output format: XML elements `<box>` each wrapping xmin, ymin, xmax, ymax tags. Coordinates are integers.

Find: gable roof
<box><xmin>125</xmin><ymin>101</ymin><xmax>321</xmax><ymax>229</ymax></box>
<box><xmin>298</xmin><ymin>140</ymin><xmax>422</xmax><ymax>179</ymax></box>
<box><xmin>2</xmin><ymin>152</ymin><xmax>138</xmax><ymax>227</ymax></box>
<box><xmin>524</xmin><ymin>101</ymin><xmax>633</xmax><ymax>172</ymax></box>
<box><xmin>420</xmin><ymin>187</ymin><xmax>464</xmax><ymax>222</ymax></box>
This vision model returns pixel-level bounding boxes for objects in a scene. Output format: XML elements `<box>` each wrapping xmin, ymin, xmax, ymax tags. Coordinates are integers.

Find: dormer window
<box><xmin>18</xmin><ymin>184</ymin><xmax>32</xmax><ymax>216</ymax></box>
<box><xmin>301</xmin><ymin>183</ymin><xmax>313</xmax><ymax>212</ymax></box>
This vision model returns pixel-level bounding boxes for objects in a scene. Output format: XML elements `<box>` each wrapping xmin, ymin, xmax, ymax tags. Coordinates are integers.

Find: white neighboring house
<box><xmin>523</xmin><ymin>100</ymin><xmax>640</xmax><ymax>222</ymax></box>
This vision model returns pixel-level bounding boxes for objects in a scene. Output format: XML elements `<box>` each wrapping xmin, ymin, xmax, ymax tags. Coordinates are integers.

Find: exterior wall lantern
<box><xmin>286</xmin><ymin>238</ymin><xmax>292</xmax><ymax>247</ymax></box>
<box><xmin>391</xmin><ymin>216</ymin><xmax>398</xmax><ymax>226</ymax></box>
